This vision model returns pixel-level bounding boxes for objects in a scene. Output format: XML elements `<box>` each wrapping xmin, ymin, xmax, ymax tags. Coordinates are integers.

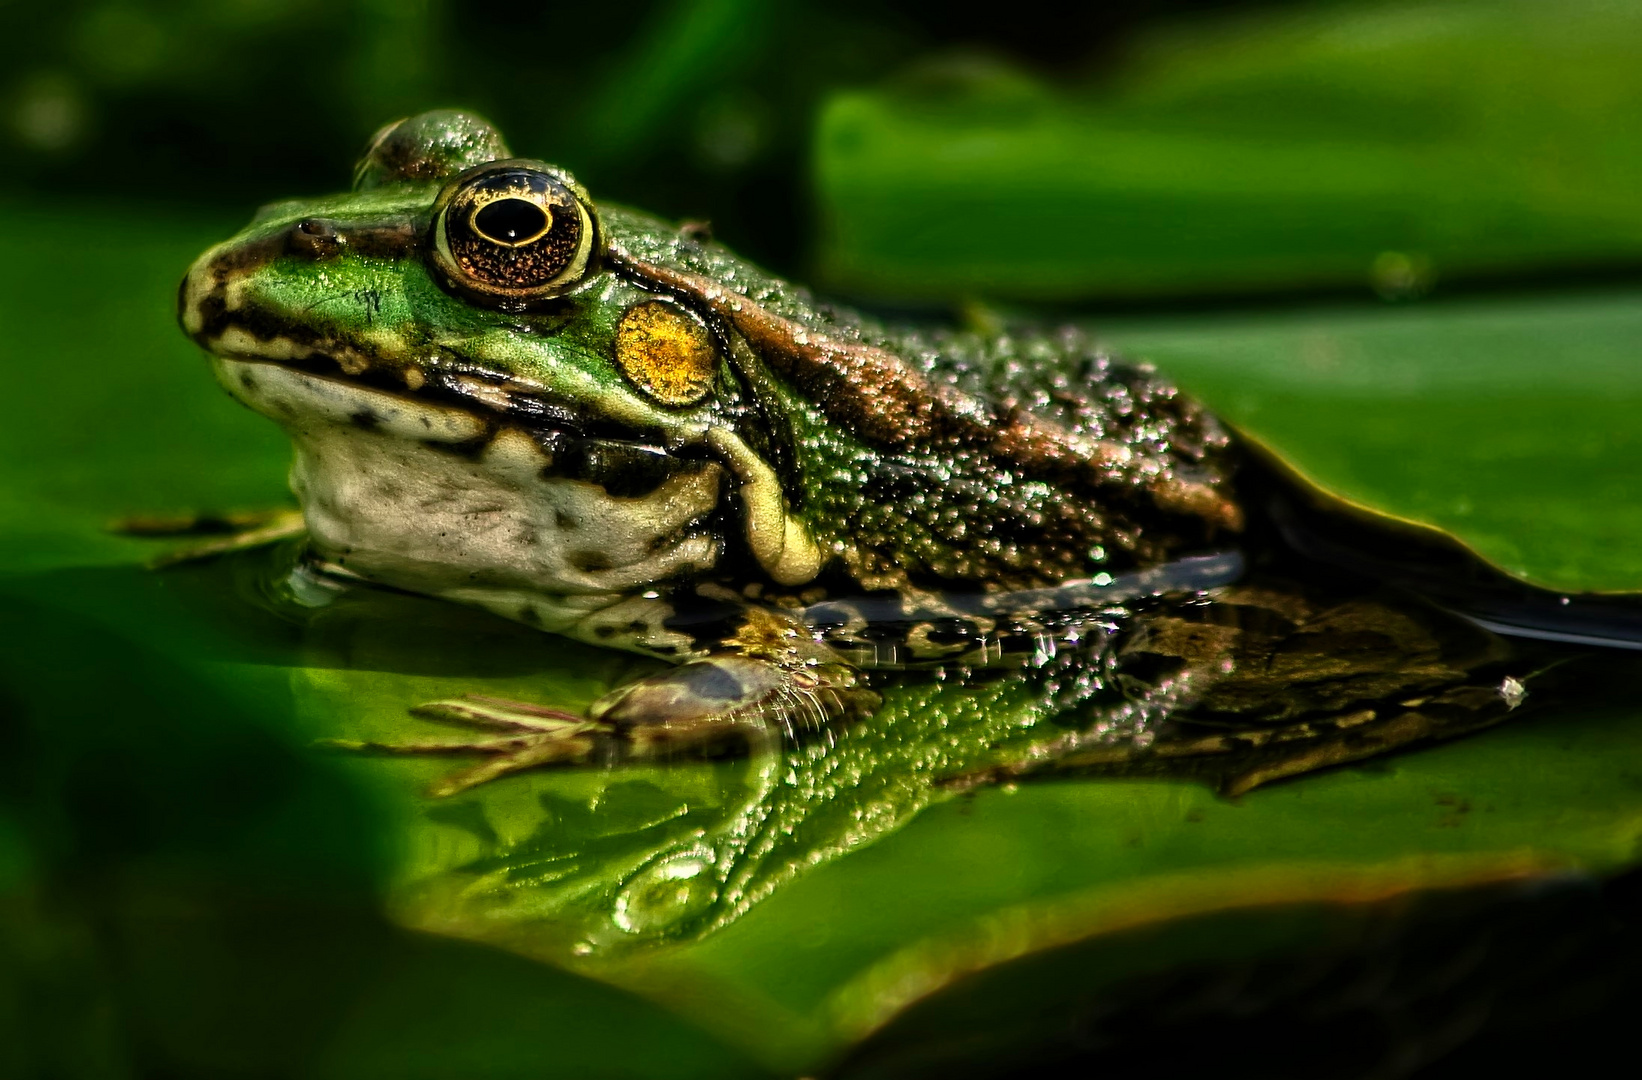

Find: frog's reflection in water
<box><xmin>149</xmin><ymin>533</ymin><xmax>1631</xmax><ymax>954</ymax></box>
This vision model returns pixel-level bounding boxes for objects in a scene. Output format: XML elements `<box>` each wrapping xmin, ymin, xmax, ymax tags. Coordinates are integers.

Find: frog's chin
<box><xmin>209</xmin><ymin>355</ymin><xmax>728</xmax><ymax>646</ymax></box>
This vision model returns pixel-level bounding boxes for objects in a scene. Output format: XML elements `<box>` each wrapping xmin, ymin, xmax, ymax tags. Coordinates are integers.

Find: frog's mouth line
<box><xmin>199</xmin><ymin>322</ymin><xmax>671</xmax><ymax>442</ymax></box>
<box><xmin>210</xmin><ymin>352</ymin><xmax>719</xmax><ymax>503</ymax></box>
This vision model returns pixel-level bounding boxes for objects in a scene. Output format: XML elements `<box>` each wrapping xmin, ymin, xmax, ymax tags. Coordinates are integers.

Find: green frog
<box><xmin>177</xmin><ymin>110</ymin><xmax>1575</xmax><ymax>798</ymax></box>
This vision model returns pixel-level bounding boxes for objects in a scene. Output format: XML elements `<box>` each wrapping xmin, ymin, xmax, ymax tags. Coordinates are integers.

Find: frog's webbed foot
<box><xmin>953</xmin><ymin>678</ymin><xmax>1526</xmax><ymax>798</ymax></box>
<box><xmin>112</xmin><ymin>507</ymin><xmax>306</xmax><ymax>568</ymax></box>
<box><xmin>321</xmin><ymin>696</ymin><xmax>602</xmax><ymax>797</ymax></box>
<box><xmin>329</xmin><ymin>656</ymin><xmax>878</xmax><ymax>796</ymax></box>
<box><xmin>590</xmin><ymin>655</ymin><xmax>877</xmax><ymax>743</ymax></box>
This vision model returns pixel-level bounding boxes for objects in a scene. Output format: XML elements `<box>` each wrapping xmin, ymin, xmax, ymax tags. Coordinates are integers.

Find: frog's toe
<box><xmin>423</xmin><ymin>736</ymin><xmax>599</xmax><ymax>797</ymax></box>
<box><xmin>411</xmin><ymin>694</ymin><xmax>588</xmax><ymax>732</ymax></box>
<box><xmin>408</xmin><ymin>694</ymin><xmax>607</xmax><ymax>793</ymax></box>
<box><xmin>315</xmin><ymin>694</ymin><xmax>605</xmax><ymax>795</ymax></box>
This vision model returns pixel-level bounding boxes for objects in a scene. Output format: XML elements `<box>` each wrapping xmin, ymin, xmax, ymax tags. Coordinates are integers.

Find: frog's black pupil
<box><xmin>474</xmin><ymin>198</ymin><xmax>548</xmax><ymax>244</ymax></box>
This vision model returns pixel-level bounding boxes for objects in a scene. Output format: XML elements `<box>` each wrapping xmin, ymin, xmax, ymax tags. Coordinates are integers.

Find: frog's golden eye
<box><xmin>431</xmin><ymin>160</ymin><xmax>600</xmax><ymax>307</ymax></box>
<box><xmin>614</xmin><ymin>300</ymin><xmax>718</xmax><ymax>408</ymax></box>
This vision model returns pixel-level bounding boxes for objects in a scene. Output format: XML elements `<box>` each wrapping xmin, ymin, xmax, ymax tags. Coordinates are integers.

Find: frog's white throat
<box><xmin>210</xmin><ymin>356</ymin><xmax>746</xmax><ymax>653</ymax></box>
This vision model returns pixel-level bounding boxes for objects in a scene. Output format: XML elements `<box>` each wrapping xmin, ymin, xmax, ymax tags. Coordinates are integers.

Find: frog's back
<box><xmin>605</xmin><ymin>206</ymin><xmax>1243</xmax><ymax>595</ymax></box>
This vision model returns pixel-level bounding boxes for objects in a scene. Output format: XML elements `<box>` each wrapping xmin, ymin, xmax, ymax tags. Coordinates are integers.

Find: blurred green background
<box><xmin>7</xmin><ymin>0</ymin><xmax>1642</xmax><ymax>1076</ymax></box>
<box><xmin>9</xmin><ymin>0</ymin><xmax>1642</xmax><ymax>294</ymax></box>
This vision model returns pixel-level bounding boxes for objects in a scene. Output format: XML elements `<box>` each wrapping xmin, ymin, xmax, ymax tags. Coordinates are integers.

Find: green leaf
<box><xmin>0</xmin><ymin>201</ymin><xmax>292</xmax><ymax>572</ymax></box>
<box><xmin>1102</xmin><ymin>290</ymin><xmax>1642</xmax><ymax>592</ymax></box>
<box><xmin>813</xmin><ymin>0</ymin><xmax>1642</xmax><ymax>301</ymax></box>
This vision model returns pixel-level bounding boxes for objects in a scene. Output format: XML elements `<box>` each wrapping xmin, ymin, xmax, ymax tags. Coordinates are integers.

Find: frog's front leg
<box><xmin>346</xmin><ymin>597</ymin><xmax>878</xmax><ymax>796</ymax></box>
<box><xmin>401</xmin><ymin>656</ymin><xmax>870</xmax><ymax>796</ymax></box>
<box><xmin>113</xmin><ymin>507</ymin><xmax>306</xmax><ymax>567</ymax></box>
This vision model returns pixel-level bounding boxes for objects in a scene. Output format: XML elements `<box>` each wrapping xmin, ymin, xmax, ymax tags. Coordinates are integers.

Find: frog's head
<box><xmin>180</xmin><ymin>110</ymin><xmax>821</xmax><ymax>605</ymax></box>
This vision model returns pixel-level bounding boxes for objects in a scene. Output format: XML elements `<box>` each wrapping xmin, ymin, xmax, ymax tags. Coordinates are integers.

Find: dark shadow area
<box><xmin>832</xmin><ymin>868</ymin><xmax>1642</xmax><ymax>1079</ymax></box>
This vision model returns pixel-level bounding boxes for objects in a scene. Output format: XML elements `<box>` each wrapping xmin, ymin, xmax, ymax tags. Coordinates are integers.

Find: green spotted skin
<box><xmin>606</xmin><ymin>216</ymin><xmax>1244</xmax><ymax>593</ymax></box>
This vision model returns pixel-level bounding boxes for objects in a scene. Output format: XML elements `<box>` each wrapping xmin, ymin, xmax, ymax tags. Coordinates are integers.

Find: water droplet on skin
<box><xmin>611</xmin><ymin>850</ymin><xmax>719</xmax><ymax>935</ymax></box>
<box><xmin>284</xmin><ymin>561</ymin><xmax>346</xmax><ymax>608</ymax></box>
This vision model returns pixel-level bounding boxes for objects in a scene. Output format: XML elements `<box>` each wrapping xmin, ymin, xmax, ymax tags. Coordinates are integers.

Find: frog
<box><xmin>177</xmin><ymin>109</ymin><xmax>1583</xmax><ymax>799</ymax></box>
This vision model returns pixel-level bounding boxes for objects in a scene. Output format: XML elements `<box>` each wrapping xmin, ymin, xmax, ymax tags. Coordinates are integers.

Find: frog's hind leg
<box><xmin>952</xmin><ymin>575</ymin><xmax>1540</xmax><ymax>797</ymax></box>
<box><xmin>1203</xmin><ymin>683</ymin><xmax>1520</xmax><ymax>795</ymax></box>
<box><xmin>957</xmin><ymin>677</ymin><xmax>1526</xmax><ymax>797</ymax></box>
